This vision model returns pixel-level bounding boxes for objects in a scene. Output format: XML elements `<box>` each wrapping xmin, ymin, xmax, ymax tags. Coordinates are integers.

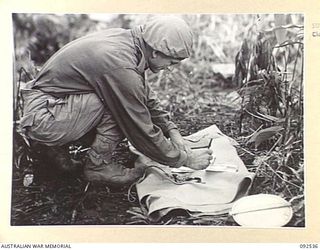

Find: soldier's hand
<box><xmin>185</xmin><ymin>148</ymin><xmax>213</xmax><ymax>170</ymax></box>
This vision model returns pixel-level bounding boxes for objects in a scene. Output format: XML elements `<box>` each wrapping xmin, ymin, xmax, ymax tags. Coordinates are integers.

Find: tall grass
<box><xmin>234</xmin><ymin>14</ymin><xmax>304</xmax><ymax>226</ymax></box>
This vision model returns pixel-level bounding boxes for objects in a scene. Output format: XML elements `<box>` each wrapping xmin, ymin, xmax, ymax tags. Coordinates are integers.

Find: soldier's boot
<box><xmin>84</xmin><ymin>113</ymin><xmax>147</xmax><ymax>186</ymax></box>
<box><xmin>83</xmin><ymin>158</ymin><xmax>146</xmax><ymax>187</ymax></box>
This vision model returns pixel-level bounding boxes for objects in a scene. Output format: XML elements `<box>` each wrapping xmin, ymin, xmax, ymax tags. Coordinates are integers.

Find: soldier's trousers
<box><xmin>20</xmin><ymin>88</ymin><xmax>125</xmax><ymax>167</ymax></box>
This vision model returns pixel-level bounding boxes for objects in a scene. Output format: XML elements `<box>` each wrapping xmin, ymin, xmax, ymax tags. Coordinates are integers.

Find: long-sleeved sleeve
<box><xmin>145</xmin><ymin>83</ymin><xmax>178</xmax><ymax>137</ymax></box>
<box><xmin>95</xmin><ymin>67</ymin><xmax>187</xmax><ymax>167</ymax></box>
